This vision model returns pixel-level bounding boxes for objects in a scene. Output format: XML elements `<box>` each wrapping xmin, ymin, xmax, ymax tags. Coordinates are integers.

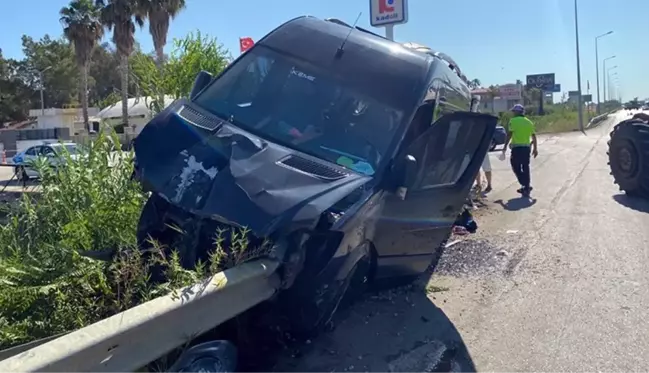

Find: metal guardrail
<box><xmin>586</xmin><ymin>109</ymin><xmax>617</xmax><ymax>128</ymax></box>
<box><xmin>0</xmin><ymin>259</ymin><xmax>281</xmax><ymax>372</ymax></box>
<box><xmin>0</xmin><ymin>334</ymin><xmax>68</xmax><ymax>362</ymax></box>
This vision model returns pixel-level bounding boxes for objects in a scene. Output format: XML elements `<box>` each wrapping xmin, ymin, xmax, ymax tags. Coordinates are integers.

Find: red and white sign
<box><xmin>239</xmin><ymin>37</ymin><xmax>254</xmax><ymax>54</ymax></box>
<box><xmin>370</xmin><ymin>0</ymin><xmax>408</xmax><ymax>27</ymax></box>
<box><xmin>497</xmin><ymin>83</ymin><xmax>522</xmax><ymax>100</ymax></box>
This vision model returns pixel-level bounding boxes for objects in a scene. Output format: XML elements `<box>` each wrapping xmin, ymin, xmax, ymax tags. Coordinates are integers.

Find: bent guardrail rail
<box><xmin>0</xmin><ymin>259</ymin><xmax>281</xmax><ymax>372</ymax></box>
<box><xmin>587</xmin><ymin>109</ymin><xmax>617</xmax><ymax>129</ymax></box>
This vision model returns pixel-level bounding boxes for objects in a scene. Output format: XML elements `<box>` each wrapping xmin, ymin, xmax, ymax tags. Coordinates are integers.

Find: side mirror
<box><xmin>189</xmin><ymin>70</ymin><xmax>213</xmax><ymax>100</ymax></box>
<box><xmin>394</xmin><ymin>154</ymin><xmax>417</xmax><ymax>200</ymax></box>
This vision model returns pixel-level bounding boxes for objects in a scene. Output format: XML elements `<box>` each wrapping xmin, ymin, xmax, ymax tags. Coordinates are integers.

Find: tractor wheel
<box><xmin>607</xmin><ymin>119</ymin><xmax>649</xmax><ymax>198</ymax></box>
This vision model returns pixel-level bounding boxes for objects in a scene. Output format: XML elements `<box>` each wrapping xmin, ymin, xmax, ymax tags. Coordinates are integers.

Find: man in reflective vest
<box><xmin>502</xmin><ymin>104</ymin><xmax>538</xmax><ymax>196</ymax></box>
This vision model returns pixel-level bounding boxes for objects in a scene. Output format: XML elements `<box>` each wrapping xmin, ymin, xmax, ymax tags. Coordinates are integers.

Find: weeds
<box><xmin>498</xmin><ymin>105</ymin><xmax>597</xmax><ymax>133</ymax></box>
<box><xmin>0</xmin><ymin>132</ymin><xmax>269</xmax><ymax>350</ymax></box>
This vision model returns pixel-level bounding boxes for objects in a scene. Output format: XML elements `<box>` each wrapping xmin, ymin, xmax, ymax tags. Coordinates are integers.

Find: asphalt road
<box><xmin>275</xmin><ymin>110</ymin><xmax>649</xmax><ymax>372</ymax></box>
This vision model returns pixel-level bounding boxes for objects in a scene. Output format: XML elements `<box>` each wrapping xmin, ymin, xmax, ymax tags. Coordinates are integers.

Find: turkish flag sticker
<box><xmin>239</xmin><ymin>37</ymin><xmax>254</xmax><ymax>53</ymax></box>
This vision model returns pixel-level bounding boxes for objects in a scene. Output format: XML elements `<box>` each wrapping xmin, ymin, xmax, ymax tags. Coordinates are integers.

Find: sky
<box><xmin>0</xmin><ymin>0</ymin><xmax>647</xmax><ymax>102</ymax></box>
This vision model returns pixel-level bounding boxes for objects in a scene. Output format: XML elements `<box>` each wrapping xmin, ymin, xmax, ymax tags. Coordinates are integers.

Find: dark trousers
<box><xmin>510</xmin><ymin>146</ymin><xmax>531</xmax><ymax>188</ymax></box>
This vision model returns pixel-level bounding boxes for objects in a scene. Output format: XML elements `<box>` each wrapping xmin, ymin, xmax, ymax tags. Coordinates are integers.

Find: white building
<box><xmin>96</xmin><ymin>96</ymin><xmax>175</xmax><ymax>135</ymax></box>
<box><xmin>471</xmin><ymin>83</ymin><xmax>524</xmax><ymax>114</ymax></box>
<box><xmin>28</xmin><ymin>106</ymin><xmax>100</xmax><ymax>134</ymax></box>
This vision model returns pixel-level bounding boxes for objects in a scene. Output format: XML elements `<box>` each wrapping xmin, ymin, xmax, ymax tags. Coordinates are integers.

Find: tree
<box><xmin>137</xmin><ymin>0</ymin><xmax>185</xmax><ymax>106</ymax></box>
<box><xmin>96</xmin><ymin>0</ymin><xmax>145</xmax><ymax>128</ymax></box>
<box><xmin>60</xmin><ymin>0</ymin><xmax>104</xmax><ymax>129</ymax></box>
<box><xmin>469</xmin><ymin>78</ymin><xmax>481</xmax><ymax>89</ymax></box>
<box><xmin>487</xmin><ymin>85</ymin><xmax>499</xmax><ymax>114</ymax></box>
<box><xmin>0</xmin><ymin>51</ymin><xmax>37</xmax><ymax>123</ymax></box>
<box><xmin>20</xmin><ymin>35</ymin><xmax>80</xmax><ymax>109</ymax></box>
<box><xmin>130</xmin><ymin>31</ymin><xmax>229</xmax><ymax>113</ymax></box>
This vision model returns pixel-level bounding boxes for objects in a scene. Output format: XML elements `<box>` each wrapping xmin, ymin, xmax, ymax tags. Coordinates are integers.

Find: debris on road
<box><xmin>435</xmin><ymin>239</ymin><xmax>509</xmax><ymax>277</ymax></box>
<box><xmin>453</xmin><ymin>207</ymin><xmax>478</xmax><ymax>235</ymax></box>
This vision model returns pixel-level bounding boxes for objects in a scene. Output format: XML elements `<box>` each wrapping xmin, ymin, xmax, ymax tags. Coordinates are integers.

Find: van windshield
<box><xmin>193</xmin><ymin>46</ymin><xmax>405</xmax><ymax>176</ymax></box>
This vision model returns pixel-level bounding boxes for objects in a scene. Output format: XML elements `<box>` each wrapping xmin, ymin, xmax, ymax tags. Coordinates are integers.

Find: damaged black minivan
<box><xmin>133</xmin><ymin>16</ymin><xmax>496</xmax><ymax>331</ymax></box>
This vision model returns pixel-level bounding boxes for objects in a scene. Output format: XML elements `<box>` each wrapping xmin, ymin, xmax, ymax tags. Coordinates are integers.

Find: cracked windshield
<box><xmin>1</xmin><ymin>0</ymin><xmax>648</xmax><ymax>372</ymax></box>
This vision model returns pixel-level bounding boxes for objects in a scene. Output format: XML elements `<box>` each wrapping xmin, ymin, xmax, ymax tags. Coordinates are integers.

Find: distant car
<box><xmin>12</xmin><ymin>142</ymin><xmax>79</xmax><ymax>181</ymax></box>
<box><xmin>490</xmin><ymin>125</ymin><xmax>507</xmax><ymax>151</ymax></box>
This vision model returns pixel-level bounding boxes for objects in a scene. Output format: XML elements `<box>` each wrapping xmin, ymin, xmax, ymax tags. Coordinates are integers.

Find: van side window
<box><xmin>405</xmin><ymin>114</ymin><xmax>488</xmax><ymax>190</ymax></box>
<box><xmin>437</xmin><ymin>84</ymin><xmax>471</xmax><ymax>116</ymax></box>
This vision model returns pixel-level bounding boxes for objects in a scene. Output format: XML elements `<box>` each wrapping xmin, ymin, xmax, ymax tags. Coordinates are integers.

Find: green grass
<box><xmin>531</xmin><ymin>109</ymin><xmax>596</xmax><ymax>133</ymax></box>
<box><xmin>498</xmin><ymin>106</ymin><xmax>598</xmax><ymax>133</ymax></box>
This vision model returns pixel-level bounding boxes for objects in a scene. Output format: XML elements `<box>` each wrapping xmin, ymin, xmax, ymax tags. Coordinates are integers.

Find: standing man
<box><xmin>502</xmin><ymin>104</ymin><xmax>538</xmax><ymax>196</ymax></box>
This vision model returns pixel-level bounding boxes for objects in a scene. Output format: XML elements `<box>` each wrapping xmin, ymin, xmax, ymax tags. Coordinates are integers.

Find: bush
<box><xmin>0</xmin><ymin>133</ymin><xmax>216</xmax><ymax>350</ymax></box>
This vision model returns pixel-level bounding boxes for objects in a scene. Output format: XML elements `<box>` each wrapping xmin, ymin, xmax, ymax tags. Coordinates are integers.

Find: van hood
<box><xmin>134</xmin><ymin>100</ymin><xmax>372</xmax><ymax>237</ymax></box>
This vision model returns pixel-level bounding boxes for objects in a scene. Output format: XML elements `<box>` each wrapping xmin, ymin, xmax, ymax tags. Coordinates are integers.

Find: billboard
<box><xmin>526</xmin><ymin>73</ymin><xmax>555</xmax><ymax>91</ymax></box>
<box><xmin>582</xmin><ymin>94</ymin><xmax>593</xmax><ymax>102</ymax></box>
<box><xmin>549</xmin><ymin>84</ymin><xmax>561</xmax><ymax>93</ymax></box>
<box><xmin>568</xmin><ymin>90</ymin><xmax>580</xmax><ymax>97</ymax></box>
<box><xmin>498</xmin><ymin>83</ymin><xmax>522</xmax><ymax>100</ymax></box>
<box><xmin>370</xmin><ymin>0</ymin><xmax>408</xmax><ymax>27</ymax></box>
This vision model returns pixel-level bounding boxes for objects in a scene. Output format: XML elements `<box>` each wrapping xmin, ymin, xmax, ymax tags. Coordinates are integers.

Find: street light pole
<box><xmin>574</xmin><ymin>0</ymin><xmax>584</xmax><ymax>132</ymax></box>
<box><xmin>38</xmin><ymin>66</ymin><xmax>52</xmax><ymax>116</ymax></box>
<box><xmin>595</xmin><ymin>31</ymin><xmax>613</xmax><ymax>114</ymax></box>
<box><xmin>607</xmin><ymin>69</ymin><xmax>618</xmax><ymax>100</ymax></box>
<box><xmin>602</xmin><ymin>56</ymin><xmax>615</xmax><ymax>104</ymax></box>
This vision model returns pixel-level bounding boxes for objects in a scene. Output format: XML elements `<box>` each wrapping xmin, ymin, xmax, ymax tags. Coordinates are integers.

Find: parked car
<box><xmin>12</xmin><ymin>142</ymin><xmax>79</xmax><ymax>180</ymax></box>
<box><xmin>490</xmin><ymin>125</ymin><xmax>507</xmax><ymax>151</ymax></box>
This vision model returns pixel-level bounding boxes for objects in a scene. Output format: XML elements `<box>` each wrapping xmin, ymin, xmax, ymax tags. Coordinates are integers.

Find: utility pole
<box><xmin>602</xmin><ymin>56</ymin><xmax>615</xmax><ymax>107</ymax></box>
<box><xmin>574</xmin><ymin>0</ymin><xmax>584</xmax><ymax>132</ymax></box>
<box><xmin>38</xmin><ymin>66</ymin><xmax>52</xmax><ymax>116</ymax></box>
<box><xmin>595</xmin><ymin>31</ymin><xmax>613</xmax><ymax>114</ymax></box>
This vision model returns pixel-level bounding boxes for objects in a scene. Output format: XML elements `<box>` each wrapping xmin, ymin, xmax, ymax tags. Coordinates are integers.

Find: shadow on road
<box><xmin>0</xmin><ymin>174</ymin><xmax>38</xmax><ymax>190</ymax></box>
<box><xmin>272</xmin><ymin>285</ymin><xmax>476</xmax><ymax>372</ymax></box>
<box><xmin>612</xmin><ymin>193</ymin><xmax>649</xmax><ymax>214</ymax></box>
<box><xmin>494</xmin><ymin>197</ymin><xmax>537</xmax><ymax>211</ymax></box>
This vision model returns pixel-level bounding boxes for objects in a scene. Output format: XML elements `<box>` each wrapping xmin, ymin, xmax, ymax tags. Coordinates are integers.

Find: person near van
<box><xmin>475</xmin><ymin>156</ymin><xmax>493</xmax><ymax>193</ymax></box>
<box><xmin>502</xmin><ymin>104</ymin><xmax>538</xmax><ymax>195</ymax></box>
<box><xmin>470</xmin><ymin>96</ymin><xmax>493</xmax><ymax>194</ymax></box>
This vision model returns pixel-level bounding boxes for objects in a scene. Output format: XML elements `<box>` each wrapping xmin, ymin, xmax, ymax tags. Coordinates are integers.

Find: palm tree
<box><xmin>60</xmin><ymin>0</ymin><xmax>104</xmax><ymax>130</ymax></box>
<box><xmin>469</xmin><ymin>78</ymin><xmax>481</xmax><ymax>89</ymax></box>
<box><xmin>139</xmin><ymin>0</ymin><xmax>185</xmax><ymax>67</ymax></box>
<box><xmin>96</xmin><ymin>0</ymin><xmax>145</xmax><ymax>128</ymax></box>
<box><xmin>138</xmin><ymin>0</ymin><xmax>186</xmax><ymax>107</ymax></box>
<box><xmin>487</xmin><ymin>85</ymin><xmax>499</xmax><ymax>114</ymax></box>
